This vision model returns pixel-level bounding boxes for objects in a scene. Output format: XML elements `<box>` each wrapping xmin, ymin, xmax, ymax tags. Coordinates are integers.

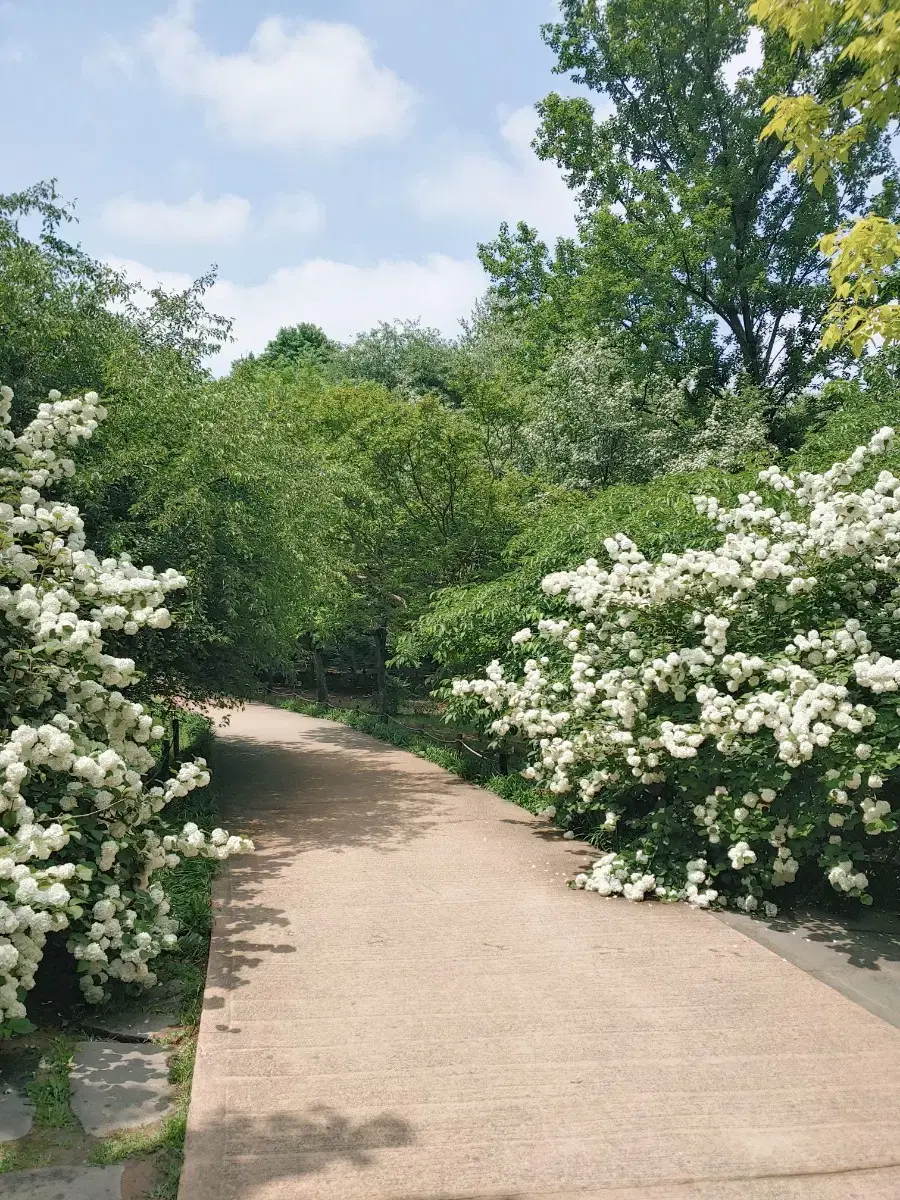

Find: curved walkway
<box><xmin>179</xmin><ymin>705</ymin><xmax>900</xmax><ymax>1200</ymax></box>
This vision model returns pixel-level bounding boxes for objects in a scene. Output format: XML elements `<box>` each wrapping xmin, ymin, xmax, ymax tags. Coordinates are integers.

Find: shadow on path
<box><xmin>764</xmin><ymin>910</ymin><xmax>900</xmax><ymax>972</ymax></box>
<box><xmin>212</xmin><ymin>736</ymin><xmax>450</xmax><ymax>854</ymax></box>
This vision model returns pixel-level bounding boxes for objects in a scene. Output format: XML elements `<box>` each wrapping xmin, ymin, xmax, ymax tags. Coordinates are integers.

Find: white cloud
<box><xmin>102</xmin><ymin>193</ymin><xmax>252</xmax><ymax>244</ymax></box>
<box><xmin>265</xmin><ymin>192</ymin><xmax>325</xmax><ymax>236</ymax></box>
<box><xmin>723</xmin><ymin>27</ymin><xmax>764</xmax><ymax>89</ymax></box>
<box><xmin>111</xmin><ymin>254</ymin><xmax>486</xmax><ymax>373</ymax></box>
<box><xmin>82</xmin><ymin>34</ymin><xmax>135</xmax><ymax>79</ymax></box>
<box><xmin>412</xmin><ymin>106</ymin><xmax>576</xmax><ymax>239</ymax></box>
<box><xmin>145</xmin><ymin>2</ymin><xmax>417</xmax><ymax>149</ymax></box>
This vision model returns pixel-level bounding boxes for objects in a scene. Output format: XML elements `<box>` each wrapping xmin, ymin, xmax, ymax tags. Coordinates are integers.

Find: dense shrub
<box><xmin>403</xmin><ymin>467</ymin><xmax>757</xmax><ymax>677</ymax></box>
<box><xmin>450</xmin><ymin>429</ymin><xmax>900</xmax><ymax>912</ymax></box>
<box><xmin>0</xmin><ymin>386</ymin><xmax>251</xmax><ymax>1035</ymax></box>
<box><xmin>520</xmin><ymin>340</ymin><xmax>772</xmax><ymax>491</ymax></box>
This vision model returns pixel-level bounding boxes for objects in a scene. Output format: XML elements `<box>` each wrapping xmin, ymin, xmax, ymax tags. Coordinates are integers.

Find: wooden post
<box><xmin>172</xmin><ymin>716</ymin><xmax>180</xmax><ymax>761</ymax></box>
<box><xmin>312</xmin><ymin>645</ymin><xmax>329</xmax><ymax>705</ymax></box>
<box><xmin>373</xmin><ymin>625</ymin><xmax>390</xmax><ymax>718</ymax></box>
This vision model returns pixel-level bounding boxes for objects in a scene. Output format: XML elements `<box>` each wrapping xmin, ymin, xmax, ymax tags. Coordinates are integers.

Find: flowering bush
<box><xmin>0</xmin><ymin>385</ymin><xmax>252</xmax><ymax>1035</ymax></box>
<box><xmin>450</xmin><ymin>429</ymin><xmax>900</xmax><ymax>913</ymax></box>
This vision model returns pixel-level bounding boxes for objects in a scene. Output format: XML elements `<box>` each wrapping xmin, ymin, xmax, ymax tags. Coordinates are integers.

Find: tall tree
<box><xmin>0</xmin><ymin>182</ymin><xmax>126</xmax><ymax>413</ymax></box>
<box><xmin>0</xmin><ymin>183</ymin><xmax>323</xmax><ymax>704</ymax></box>
<box><xmin>256</xmin><ymin>322</ymin><xmax>338</xmax><ymax>370</ymax></box>
<box><xmin>286</xmin><ymin>382</ymin><xmax>532</xmax><ymax>715</ymax></box>
<box><xmin>480</xmin><ymin>0</ymin><xmax>897</xmax><ymax>414</ymax></box>
<box><xmin>338</xmin><ymin>320</ymin><xmax>467</xmax><ymax>406</ymax></box>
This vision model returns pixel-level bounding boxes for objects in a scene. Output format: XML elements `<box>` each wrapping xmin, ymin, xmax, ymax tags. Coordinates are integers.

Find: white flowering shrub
<box><xmin>450</xmin><ymin>429</ymin><xmax>900</xmax><ymax>913</ymax></box>
<box><xmin>0</xmin><ymin>385</ymin><xmax>252</xmax><ymax>1035</ymax></box>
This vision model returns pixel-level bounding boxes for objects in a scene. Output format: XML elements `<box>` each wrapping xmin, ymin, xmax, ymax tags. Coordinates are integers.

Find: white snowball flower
<box><xmin>449</xmin><ymin>430</ymin><xmax>900</xmax><ymax>914</ymax></box>
<box><xmin>0</xmin><ymin>386</ymin><xmax>254</xmax><ymax>1027</ymax></box>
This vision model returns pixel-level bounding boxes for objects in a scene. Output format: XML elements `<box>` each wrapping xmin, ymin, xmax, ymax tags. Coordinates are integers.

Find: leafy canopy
<box><xmin>753</xmin><ymin>0</ymin><xmax>900</xmax><ymax>352</ymax></box>
<box><xmin>480</xmin><ymin>0</ymin><xmax>895</xmax><ymax>413</ymax></box>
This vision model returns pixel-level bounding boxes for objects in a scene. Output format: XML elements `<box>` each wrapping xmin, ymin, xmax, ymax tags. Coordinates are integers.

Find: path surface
<box><xmin>179</xmin><ymin>705</ymin><xmax>900</xmax><ymax>1200</ymax></box>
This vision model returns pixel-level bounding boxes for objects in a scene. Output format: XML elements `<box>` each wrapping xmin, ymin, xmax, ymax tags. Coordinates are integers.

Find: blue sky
<box><xmin>1</xmin><ymin>0</ymin><xmax>583</xmax><ymax>369</ymax></box>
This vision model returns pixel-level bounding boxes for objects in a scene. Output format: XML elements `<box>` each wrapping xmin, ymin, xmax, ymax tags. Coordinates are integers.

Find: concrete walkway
<box><xmin>179</xmin><ymin>705</ymin><xmax>900</xmax><ymax>1200</ymax></box>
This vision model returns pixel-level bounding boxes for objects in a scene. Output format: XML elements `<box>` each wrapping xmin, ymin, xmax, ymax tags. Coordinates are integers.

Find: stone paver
<box><xmin>70</xmin><ymin>1040</ymin><xmax>174</xmax><ymax>1137</ymax></box>
<box><xmin>180</xmin><ymin>704</ymin><xmax>900</xmax><ymax>1200</ymax></box>
<box><xmin>0</xmin><ymin>1165</ymin><xmax>124</xmax><ymax>1198</ymax></box>
<box><xmin>82</xmin><ymin>1009</ymin><xmax>180</xmax><ymax>1044</ymax></box>
<box><xmin>718</xmin><ymin>907</ymin><xmax>900</xmax><ymax>1030</ymax></box>
<box><xmin>0</xmin><ymin>1087</ymin><xmax>33</xmax><ymax>1142</ymax></box>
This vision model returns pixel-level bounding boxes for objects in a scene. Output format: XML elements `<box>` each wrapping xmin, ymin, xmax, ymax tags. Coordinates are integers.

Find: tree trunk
<box><xmin>171</xmin><ymin>717</ymin><xmax>180</xmax><ymax>761</ymax></box>
<box><xmin>373</xmin><ymin>625</ymin><xmax>390</xmax><ymax>719</ymax></box>
<box><xmin>312</xmin><ymin>645</ymin><xmax>329</xmax><ymax>705</ymax></box>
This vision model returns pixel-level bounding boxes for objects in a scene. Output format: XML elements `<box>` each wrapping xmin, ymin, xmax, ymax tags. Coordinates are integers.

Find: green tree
<box><xmin>289</xmin><ymin>382</ymin><xmax>533</xmax><ymax>714</ymax></box>
<box><xmin>519</xmin><ymin>339</ymin><xmax>771</xmax><ymax>490</ymax></box>
<box><xmin>74</xmin><ymin>349</ymin><xmax>335</xmax><ymax>705</ymax></box>
<box><xmin>338</xmin><ymin>319</ymin><xmax>467</xmax><ymax>406</ymax></box>
<box><xmin>0</xmin><ymin>182</ymin><xmax>127</xmax><ymax>414</ymax></box>
<box><xmin>257</xmin><ymin>322</ymin><xmax>338</xmax><ymax>370</ymax></box>
<box><xmin>0</xmin><ymin>182</ymin><xmax>325</xmax><ymax>704</ymax></box>
<box><xmin>402</xmin><ymin>465</ymin><xmax>754</xmax><ymax>679</ymax></box>
<box><xmin>480</xmin><ymin>0</ymin><xmax>897</xmax><ymax>416</ymax></box>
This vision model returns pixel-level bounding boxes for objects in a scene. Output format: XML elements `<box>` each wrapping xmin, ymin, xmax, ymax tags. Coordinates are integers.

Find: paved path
<box><xmin>180</xmin><ymin>705</ymin><xmax>900</xmax><ymax>1200</ymax></box>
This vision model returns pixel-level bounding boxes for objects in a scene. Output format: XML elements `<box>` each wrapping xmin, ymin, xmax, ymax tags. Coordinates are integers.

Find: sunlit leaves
<box><xmin>753</xmin><ymin>0</ymin><xmax>900</xmax><ymax>353</ymax></box>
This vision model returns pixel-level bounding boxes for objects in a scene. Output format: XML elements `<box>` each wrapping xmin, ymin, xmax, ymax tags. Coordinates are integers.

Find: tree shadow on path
<box><xmin>761</xmin><ymin>908</ymin><xmax>900</xmax><ymax>972</ymax></box>
<box><xmin>196</xmin><ymin>724</ymin><xmax>463</xmax><ymax>1013</ymax></box>
<box><xmin>211</xmin><ymin>734</ymin><xmax>452</xmax><ymax>855</ymax></box>
<box><xmin>181</xmin><ymin>1104</ymin><xmax>416</xmax><ymax>1196</ymax></box>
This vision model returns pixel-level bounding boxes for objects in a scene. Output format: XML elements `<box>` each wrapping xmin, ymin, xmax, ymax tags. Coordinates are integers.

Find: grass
<box><xmin>0</xmin><ymin>1033</ymin><xmax>86</xmax><ymax>1174</ymax></box>
<box><xmin>0</xmin><ymin>1142</ymin><xmax>53</xmax><ymax>1173</ymax></box>
<box><xmin>27</xmin><ymin>1036</ymin><xmax>79</xmax><ymax>1128</ymax></box>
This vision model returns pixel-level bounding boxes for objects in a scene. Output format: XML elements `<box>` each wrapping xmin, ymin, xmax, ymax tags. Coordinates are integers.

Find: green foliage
<box><xmin>753</xmin><ymin>0</ymin><xmax>900</xmax><ymax>353</ymax></box>
<box><xmin>789</xmin><ymin>348</ymin><xmax>900</xmax><ymax>471</ymax></box>
<box><xmin>0</xmin><ymin>183</ymin><xmax>316</xmax><ymax>704</ymax></box>
<box><xmin>272</xmin><ymin>374</ymin><xmax>537</xmax><ymax>710</ymax></box>
<box><xmin>338</xmin><ymin>319</ymin><xmax>467</xmax><ymax>405</ymax></box>
<box><xmin>68</xmin><ymin>340</ymin><xmax>334</xmax><ymax>703</ymax></box>
<box><xmin>519</xmin><ymin>340</ymin><xmax>773</xmax><ymax>490</ymax></box>
<box><xmin>403</xmin><ymin>466</ymin><xmax>755</xmax><ymax>676</ymax></box>
<box><xmin>256</xmin><ymin>322</ymin><xmax>338</xmax><ymax>370</ymax></box>
<box><xmin>480</xmin><ymin>0</ymin><xmax>896</xmax><ymax>414</ymax></box>
<box><xmin>477</xmin><ymin>226</ymin><xmax>584</xmax><ymax>377</ymax></box>
<box><xmin>0</xmin><ymin>182</ymin><xmax>127</xmax><ymax>414</ymax></box>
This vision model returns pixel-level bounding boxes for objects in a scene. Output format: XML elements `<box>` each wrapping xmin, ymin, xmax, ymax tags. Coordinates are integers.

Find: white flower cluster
<box><xmin>0</xmin><ymin>387</ymin><xmax>253</xmax><ymax>1030</ymax></box>
<box><xmin>451</xmin><ymin>429</ymin><xmax>900</xmax><ymax>910</ymax></box>
<box><xmin>574</xmin><ymin>853</ymin><xmax>657</xmax><ymax>901</ymax></box>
